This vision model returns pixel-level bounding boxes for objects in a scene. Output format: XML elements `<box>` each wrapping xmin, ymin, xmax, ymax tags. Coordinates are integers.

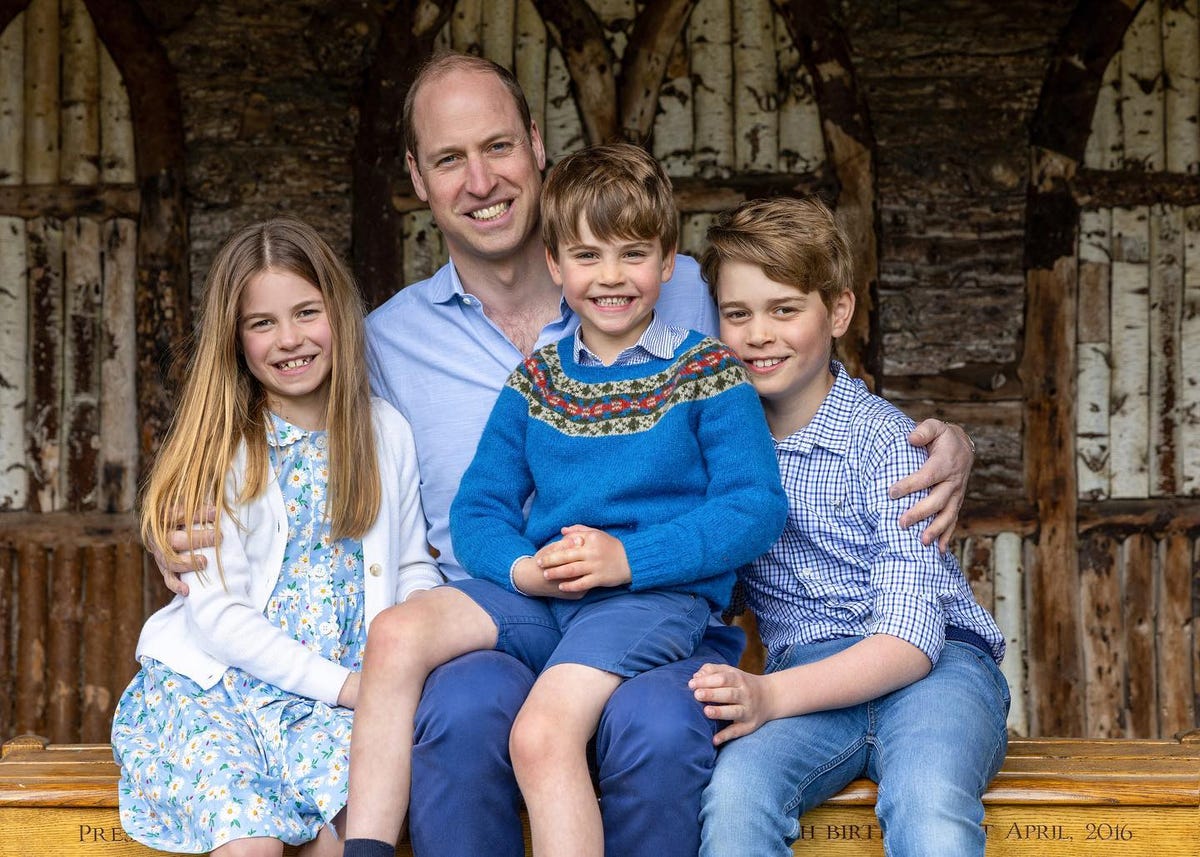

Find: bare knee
<box><xmin>210</xmin><ymin>837</ymin><xmax>283</xmax><ymax>857</ymax></box>
<box><xmin>363</xmin><ymin>595</ymin><xmax>449</xmax><ymax>676</ymax></box>
<box><xmin>510</xmin><ymin>701</ymin><xmax>582</xmax><ymax>778</ymax></box>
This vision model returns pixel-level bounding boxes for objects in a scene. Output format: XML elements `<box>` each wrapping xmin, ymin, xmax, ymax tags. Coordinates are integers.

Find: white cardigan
<box><xmin>136</xmin><ymin>398</ymin><xmax>443</xmax><ymax>705</ymax></box>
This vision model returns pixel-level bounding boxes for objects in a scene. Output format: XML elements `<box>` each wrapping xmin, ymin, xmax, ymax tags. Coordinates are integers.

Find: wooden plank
<box><xmin>774</xmin><ymin>5</ymin><xmax>824</xmax><ymax>174</ymax></box>
<box><xmin>80</xmin><ymin>543</ymin><xmax>113</xmax><ymax>743</ymax></box>
<box><xmin>98</xmin><ymin>43</ymin><xmax>135</xmax><ymax>184</ymax></box>
<box><xmin>46</xmin><ymin>544</ymin><xmax>82</xmax><ymax>742</ymax></box>
<box><xmin>481</xmin><ymin>0</ymin><xmax>515</xmax><ymax>67</ymax></box>
<box><xmin>0</xmin><ymin>10</ymin><xmax>23</xmax><ymax>184</ymax></box>
<box><xmin>0</xmin><ymin>184</ymin><xmax>140</xmax><ymax>219</ymax></box>
<box><xmin>63</xmin><ymin>216</ymin><xmax>101</xmax><ymax>510</ymax></box>
<box><xmin>1122</xmin><ymin>533</ymin><xmax>1156</xmax><ymax>737</ymax></box>
<box><xmin>1077</xmin><ymin>208</ymin><xmax>1111</xmax><ymax>500</ymax></box>
<box><xmin>99</xmin><ymin>217</ymin><xmax>137</xmax><ymax>512</ymax></box>
<box><xmin>542</xmin><ymin>45</ymin><xmax>583</xmax><ymax>162</ymax></box>
<box><xmin>678</xmin><ymin>211</ymin><xmax>716</xmax><ymax>265</ymax></box>
<box><xmin>1155</xmin><ymin>534</ymin><xmax>1194</xmax><ymax>736</ymax></box>
<box><xmin>15</xmin><ymin>541</ymin><xmax>48</xmax><ymax>734</ymax></box>
<box><xmin>731</xmin><ymin>0</ymin><xmax>776</xmax><ymax>172</ymax></box>
<box><xmin>109</xmin><ymin>542</ymin><xmax>143</xmax><ymax>705</ymax></box>
<box><xmin>1161</xmin><ymin>0</ymin><xmax>1200</xmax><ymax>174</ymax></box>
<box><xmin>60</xmin><ymin>0</ymin><xmax>99</xmax><ymax>186</ymax></box>
<box><xmin>1083</xmin><ymin>46</ymin><xmax>1121</xmax><ymax>171</ymax></box>
<box><xmin>1181</xmin><ymin>205</ymin><xmax>1200</xmax><ymax>494</ymax></box>
<box><xmin>651</xmin><ymin>30</ymin><xmax>694</xmax><ymax>177</ymax></box>
<box><xmin>1148</xmin><ymin>204</ymin><xmax>1182</xmax><ymax>495</ymax></box>
<box><xmin>0</xmin><ymin>547</ymin><xmax>11</xmax><ymax>740</ymax></box>
<box><xmin>1109</xmin><ymin>206</ymin><xmax>1150</xmax><ymax>499</ymax></box>
<box><xmin>23</xmin><ymin>0</ymin><xmax>59</xmax><ymax>184</ymax></box>
<box><xmin>962</xmin><ymin>535</ymin><xmax>995</xmax><ymax>614</ymax></box>
<box><xmin>0</xmin><ymin>215</ymin><xmax>27</xmax><ymax>509</ymax></box>
<box><xmin>688</xmin><ymin>0</ymin><xmax>733</xmax><ymax>177</ymax></box>
<box><xmin>27</xmin><ymin>216</ymin><xmax>64</xmax><ymax>512</ymax></box>
<box><xmin>993</xmin><ymin>532</ymin><xmax>1027</xmax><ymax>736</ymax></box>
<box><xmin>1080</xmin><ymin>531</ymin><xmax>1124</xmax><ymax>738</ymax></box>
<box><xmin>1119</xmin><ymin>0</ymin><xmax>1164</xmax><ymax>170</ymax></box>
<box><xmin>514</xmin><ymin>0</ymin><xmax>547</xmax><ymax>133</ymax></box>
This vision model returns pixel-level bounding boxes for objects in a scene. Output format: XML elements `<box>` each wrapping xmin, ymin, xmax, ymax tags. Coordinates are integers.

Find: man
<box><xmin>165</xmin><ymin>52</ymin><xmax>974</xmax><ymax>857</ymax></box>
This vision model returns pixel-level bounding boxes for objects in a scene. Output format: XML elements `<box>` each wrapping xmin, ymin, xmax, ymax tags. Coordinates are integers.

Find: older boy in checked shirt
<box><xmin>691</xmin><ymin>197</ymin><xmax>1009</xmax><ymax>857</ymax></box>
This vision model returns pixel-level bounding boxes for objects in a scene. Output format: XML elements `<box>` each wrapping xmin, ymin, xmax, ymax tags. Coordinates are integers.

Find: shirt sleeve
<box><xmin>620</xmin><ymin>380</ymin><xmax>788</xmax><ymax>595</ymax></box>
<box><xmin>861</xmin><ymin>427</ymin><xmax>960</xmax><ymax>665</ymax></box>
<box><xmin>448</xmin><ymin>381</ymin><xmax>540</xmax><ymax>589</ymax></box>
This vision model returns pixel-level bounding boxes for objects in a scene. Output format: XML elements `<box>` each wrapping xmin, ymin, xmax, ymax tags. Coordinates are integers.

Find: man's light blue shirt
<box><xmin>366</xmin><ymin>254</ymin><xmax>717</xmax><ymax>579</ymax></box>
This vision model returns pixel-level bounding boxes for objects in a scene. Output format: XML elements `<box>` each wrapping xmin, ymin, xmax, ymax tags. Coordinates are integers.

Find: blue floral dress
<box><xmin>112</xmin><ymin>415</ymin><xmax>366</xmax><ymax>852</ymax></box>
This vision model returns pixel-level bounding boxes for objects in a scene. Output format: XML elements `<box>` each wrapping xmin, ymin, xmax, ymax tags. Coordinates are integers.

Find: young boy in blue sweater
<box><xmin>344</xmin><ymin>142</ymin><xmax>787</xmax><ymax>857</ymax></box>
<box><xmin>691</xmin><ymin>197</ymin><xmax>1009</xmax><ymax>857</ymax></box>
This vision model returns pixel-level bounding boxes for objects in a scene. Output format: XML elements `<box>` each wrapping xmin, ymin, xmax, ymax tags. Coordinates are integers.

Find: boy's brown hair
<box><xmin>700</xmin><ymin>197</ymin><xmax>853</xmax><ymax>308</ymax></box>
<box><xmin>541</xmin><ymin>141</ymin><xmax>678</xmax><ymax>257</ymax></box>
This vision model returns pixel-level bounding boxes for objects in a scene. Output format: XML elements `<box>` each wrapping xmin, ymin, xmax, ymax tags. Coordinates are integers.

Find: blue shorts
<box><xmin>445</xmin><ymin>578</ymin><xmax>711</xmax><ymax>678</ymax></box>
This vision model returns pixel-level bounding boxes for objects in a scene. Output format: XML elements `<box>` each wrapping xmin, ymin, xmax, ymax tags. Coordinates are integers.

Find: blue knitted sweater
<box><xmin>449</xmin><ymin>330</ymin><xmax>788</xmax><ymax>611</ymax></box>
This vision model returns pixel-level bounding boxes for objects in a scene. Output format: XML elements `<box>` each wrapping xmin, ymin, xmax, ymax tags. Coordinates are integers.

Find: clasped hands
<box><xmin>512</xmin><ymin>525</ymin><xmax>632</xmax><ymax>598</ymax></box>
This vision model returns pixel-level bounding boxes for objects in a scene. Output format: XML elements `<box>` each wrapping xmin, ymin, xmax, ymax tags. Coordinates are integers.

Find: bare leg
<box><xmin>509</xmin><ymin>664</ymin><xmax>622</xmax><ymax>857</ymax></box>
<box><xmin>297</xmin><ymin>821</ymin><xmax>344</xmax><ymax>856</ymax></box>
<box><xmin>345</xmin><ymin>588</ymin><xmax>499</xmax><ymax>844</ymax></box>
<box><xmin>210</xmin><ymin>838</ymin><xmax>285</xmax><ymax>857</ymax></box>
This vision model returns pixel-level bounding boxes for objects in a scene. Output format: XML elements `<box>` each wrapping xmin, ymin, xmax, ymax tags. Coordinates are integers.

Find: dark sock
<box><xmin>342</xmin><ymin>838</ymin><xmax>394</xmax><ymax>857</ymax></box>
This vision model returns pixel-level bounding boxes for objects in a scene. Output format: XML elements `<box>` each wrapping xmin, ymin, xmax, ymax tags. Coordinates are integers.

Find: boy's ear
<box><xmin>545</xmin><ymin>246</ymin><xmax>564</xmax><ymax>285</ymax></box>
<box><xmin>659</xmin><ymin>245</ymin><xmax>676</xmax><ymax>282</ymax></box>
<box><xmin>830</xmin><ymin>290</ymin><xmax>855</xmax><ymax>338</ymax></box>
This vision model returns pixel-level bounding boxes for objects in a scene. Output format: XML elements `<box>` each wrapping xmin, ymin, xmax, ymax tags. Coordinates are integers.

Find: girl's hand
<box><xmin>689</xmin><ymin>663</ymin><xmax>775</xmax><ymax>745</ymax></box>
<box><xmin>890</xmin><ymin>419</ymin><xmax>973</xmax><ymax>551</ymax></box>
<box><xmin>535</xmin><ymin>525</ymin><xmax>631</xmax><ymax>592</ymax></box>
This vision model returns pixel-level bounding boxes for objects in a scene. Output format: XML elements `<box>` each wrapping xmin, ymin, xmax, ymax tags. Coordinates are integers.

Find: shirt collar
<box><xmin>433</xmin><ymin>261</ymin><xmax>573</xmax><ymax>316</ymax></box>
<box><xmin>572</xmin><ymin>312</ymin><xmax>675</xmax><ymax>364</ymax></box>
<box><xmin>774</xmin><ymin>361</ymin><xmax>855</xmax><ymax>455</ymax></box>
<box><xmin>266</xmin><ymin>412</ymin><xmax>310</xmax><ymax>449</ymax></box>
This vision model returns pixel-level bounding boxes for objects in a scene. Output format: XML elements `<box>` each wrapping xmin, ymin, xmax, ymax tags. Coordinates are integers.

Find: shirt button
<box><xmin>312</xmin><ymin>564</ymin><xmax>328</xmax><ymax>579</ymax></box>
<box><xmin>369</xmin><ymin>563</ymin><xmax>383</xmax><ymax>577</ymax></box>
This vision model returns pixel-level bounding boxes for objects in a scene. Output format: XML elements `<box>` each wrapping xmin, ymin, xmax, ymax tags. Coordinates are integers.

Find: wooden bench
<box><xmin>1</xmin><ymin>732</ymin><xmax>1198</xmax><ymax>856</ymax></box>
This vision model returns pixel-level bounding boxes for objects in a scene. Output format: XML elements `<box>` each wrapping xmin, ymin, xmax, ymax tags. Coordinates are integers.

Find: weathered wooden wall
<box><xmin>1</xmin><ymin>0</ymin><xmax>1198</xmax><ymax>743</ymax></box>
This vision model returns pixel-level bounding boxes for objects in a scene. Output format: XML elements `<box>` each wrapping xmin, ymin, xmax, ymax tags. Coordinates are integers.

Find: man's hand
<box><xmin>152</xmin><ymin>505</ymin><xmax>218</xmax><ymax>596</ymax></box>
<box><xmin>534</xmin><ymin>525</ymin><xmax>631</xmax><ymax>593</ymax></box>
<box><xmin>889</xmin><ymin>419</ymin><xmax>974</xmax><ymax>552</ymax></box>
<box><xmin>688</xmin><ymin>663</ymin><xmax>776</xmax><ymax>745</ymax></box>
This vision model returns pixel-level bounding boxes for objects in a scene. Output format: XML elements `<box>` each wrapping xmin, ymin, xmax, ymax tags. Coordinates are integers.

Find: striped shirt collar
<box><xmin>573</xmin><ymin>312</ymin><xmax>684</xmax><ymax>366</ymax></box>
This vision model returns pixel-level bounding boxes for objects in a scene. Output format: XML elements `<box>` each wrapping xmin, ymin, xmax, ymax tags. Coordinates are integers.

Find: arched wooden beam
<box><xmin>351</xmin><ymin>0</ymin><xmax>454</xmax><ymax>307</ymax></box>
<box><xmin>1019</xmin><ymin>0</ymin><xmax>1141</xmax><ymax>737</ymax></box>
<box><xmin>530</xmin><ymin>0</ymin><xmax>617</xmax><ymax>144</ymax></box>
<box><xmin>772</xmin><ymin>0</ymin><xmax>879</xmax><ymax>386</ymax></box>
<box><xmin>619</xmin><ymin>0</ymin><xmax>697</xmax><ymax>143</ymax></box>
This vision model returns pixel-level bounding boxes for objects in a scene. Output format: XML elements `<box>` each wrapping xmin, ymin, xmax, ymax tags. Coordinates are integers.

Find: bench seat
<box><xmin>1</xmin><ymin>733</ymin><xmax>1198</xmax><ymax>855</ymax></box>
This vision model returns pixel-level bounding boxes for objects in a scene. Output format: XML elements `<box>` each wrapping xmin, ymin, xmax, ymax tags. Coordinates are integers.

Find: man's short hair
<box><xmin>402</xmin><ymin>52</ymin><xmax>533</xmax><ymax>161</ymax></box>
<box><xmin>541</xmin><ymin>142</ymin><xmax>678</xmax><ymax>256</ymax></box>
<box><xmin>700</xmin><ymin>197</ymin><xmax>853</xmax><ymax>307</ymax></box>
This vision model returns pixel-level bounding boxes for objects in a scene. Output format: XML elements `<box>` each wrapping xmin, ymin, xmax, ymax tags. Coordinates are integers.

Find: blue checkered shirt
<box><xmin>743</xmin><ymin>362</ymin><xmax>1004</xmax><ymax>666</ymax></box>
<box><xmin>573</xmin><ymin>312</ymin><xmax>686</xmax><ymax>366</ymax></box>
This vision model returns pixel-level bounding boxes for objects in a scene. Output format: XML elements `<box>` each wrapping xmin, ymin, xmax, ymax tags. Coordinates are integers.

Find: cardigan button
<box><xmin>369</xmin><ymin>563</ymin><xmax>383</xmax><ymax>577</ymax></box>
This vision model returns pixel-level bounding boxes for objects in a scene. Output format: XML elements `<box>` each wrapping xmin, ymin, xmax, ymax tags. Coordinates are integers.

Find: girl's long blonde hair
<box><xmin>142</xmin><ymin>218</ymin><xmax>381</xmax><ymax>570</ymax></box>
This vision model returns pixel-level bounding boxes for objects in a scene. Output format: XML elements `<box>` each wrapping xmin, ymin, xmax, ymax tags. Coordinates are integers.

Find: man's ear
<box><xmin>406</xmin><ymin>150</ymin><xmax>429</xmax><ymax>202</ymax></box>
<box><xmin>830</xmin><ymin>290</ymin><xmax>856</xmax><ymax>338</ymax></box>
<box><xmin>530</xmin><ymin>121</ymin><xmax>547</xmax><ymax>171</ymax></box>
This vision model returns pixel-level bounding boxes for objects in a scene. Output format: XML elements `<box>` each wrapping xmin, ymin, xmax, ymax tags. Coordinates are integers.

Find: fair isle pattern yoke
<box><xmin>510</xmin><ymin>338</ymin><xmax>749</xmax><ymax>436</ymax></box>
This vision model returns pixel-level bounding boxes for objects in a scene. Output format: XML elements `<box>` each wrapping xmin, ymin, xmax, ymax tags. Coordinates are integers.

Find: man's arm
<box><xmin>153</xmin><ymin>507</ymin><xmax>217</xmax><ymax>597</ymax></box>
<box><xmin>891</xmin><ymin>419</ymin><xmax>974</xmax><ymax>551</ymax></box>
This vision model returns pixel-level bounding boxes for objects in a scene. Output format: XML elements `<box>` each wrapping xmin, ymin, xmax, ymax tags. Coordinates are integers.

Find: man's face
<box><xmin>407</xmin><ymin>68</ymin><xmax>547</xmax><ymax>266</ymax></box>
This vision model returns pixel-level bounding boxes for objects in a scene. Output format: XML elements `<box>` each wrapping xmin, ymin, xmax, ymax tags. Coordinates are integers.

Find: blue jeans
<box><xmin>408</xmin><ymin>622</ymin><xmax>745</xmax><ymax>857</ymax></box>
<box><xmin>700</xmin><ymin>636</ymin><xmax>1010</xmax><ymax>857</ymax></box>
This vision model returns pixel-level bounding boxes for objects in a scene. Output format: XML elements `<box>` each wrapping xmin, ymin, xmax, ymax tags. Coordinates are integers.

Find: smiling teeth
<box><xmin>750</xmin><ymin>358</ymin><xmax>784</xmax><ymax>368</ymax></box>
<box><xmin>470</xmin><ymin>202</ymin><xmax>509</xmax><ymax>221</ymax></box>
<box><xmin>594</xmin><ymin>297</ymin><xmax>632</xmax><ymax>306</ymax></box>
<box><xmin>278</xmin><ymin>357</ymin><xmax>312</xmax><ymax>370</ymax></box>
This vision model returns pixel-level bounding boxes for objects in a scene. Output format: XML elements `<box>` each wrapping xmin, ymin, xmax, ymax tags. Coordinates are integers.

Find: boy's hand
<box><xmin>689</xmin><ymin>663</ymin><xmax>774</xmax><ymax>745</ymax></box>
<box><xmin>535</xmin><ymin>525</ymin><xmax>632</xmax><ymax>593</ymax></box>
<box><xmin>889</xmin><ymin>419</ymin><xmax>973</xmax><ymax>552</ymax></box>
<box><xmin>512</xmin><ymin>555</ymin><xmax>584</xmax><ymax>599</ymax></box>
<box><xmin>152</xmin><ymin>505</ymin><xmax>218</xmax><ymax>596</ymax></box>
